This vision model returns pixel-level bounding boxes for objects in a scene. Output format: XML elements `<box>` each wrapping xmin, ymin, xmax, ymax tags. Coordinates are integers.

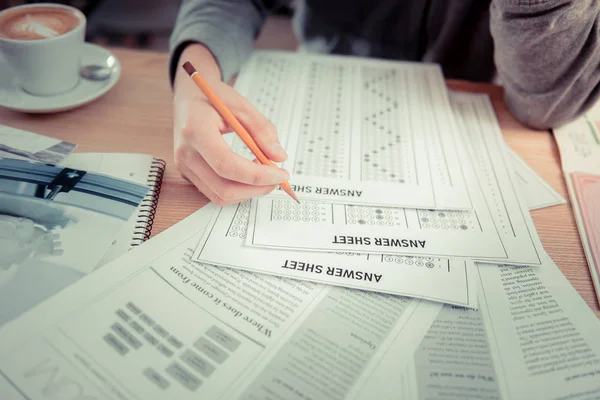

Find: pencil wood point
<box><xmin>280</xmin><ymin>183</ymin><xmax>299</xmax><ymax>203</ymax></box>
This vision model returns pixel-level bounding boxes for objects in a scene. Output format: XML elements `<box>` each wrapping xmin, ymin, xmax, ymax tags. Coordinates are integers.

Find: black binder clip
<box><xmin>45</xmin><ymin>168</ymin><xmax>86</xmax><ymax>200</ymax></box>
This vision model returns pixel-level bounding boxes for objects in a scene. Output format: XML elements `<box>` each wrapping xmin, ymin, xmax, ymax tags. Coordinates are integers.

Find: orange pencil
<box><xmin>182</xmin><ymin>61</ymin><xmax>299</xmax><ymax>203</ymax></box>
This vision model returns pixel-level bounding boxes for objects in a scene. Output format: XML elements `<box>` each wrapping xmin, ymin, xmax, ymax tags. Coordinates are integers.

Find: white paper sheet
<box><xmin>59</xmin><ymin>153</ymin><xmax>158</xmax><ymax>267</ymax></box>
<box><xmin>192</xmin><ymin>203</ymin><xmax>478</xmax><ymax>307</ymax></box>
<box><xmin>348</xmin><ymin>301</ymin><xmax>443</xmax><ymax>400</ymax></box>
<box><xmin>406</xmin><ymin>305</ymin><xmax>501</xmax><ymax>399</ymax></box>
<box><xmin>451</xmin><ymin>93</ymin><xmax>546</xmax><ymax>262</ymax></box>
<box><xmin>0</xmin><ymin>204</ymin><xmax>441</xmax><ymax>400</ymax></box>
<box><xmin>244</xmin><ymin>93</ymin><xmax>544</xmax><ymax>266</ymax></box>
<box><xmin>477</xmin><ymin>256</ymin><xmax>600</xmax><ymax>399</ymax></box>
<box><xmin>0</xmin><ymin>157</ymin><xmax>148</xmax><ymax>328</ymax></box>
<box><xmin>0</xmin><ymin>124</ymin><xmax>76</xmax><ymax>164</ymax></box>
<box><xmin>350</xmin><ymin>304</ymin><xmax>443</xmax><ymax>400</ymax></box>
<box><xmin>507</xmin><ymin>147</ymin><xmax>566</xmax><ymax>210</ymax></box>
<box><xmin>244</xmin><ymin>191</ymin><xmax>506</xmax><ymax>260</ymax></box>
<box><xmin>349</xmin><ymin>253</ymin><xmax>600</xmax><ymax>400</ymax></box>
<box><xmin>229</xmin><ymin>51</ymin><xmax>470</xmax><ymax>209</ymax></box>
<box><xmin>352</xmin><ymin>301</ymin><xmax>501</xmax><ymax>400</ymax></box>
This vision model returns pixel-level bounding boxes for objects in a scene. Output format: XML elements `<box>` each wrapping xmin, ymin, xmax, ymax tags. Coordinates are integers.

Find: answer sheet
<box><xmin>193</xmin><ymin>202</ymin><xmax>478</xmax><ymax>307</ymax></box>
<box><xmin>244</xmin><ymin>93</ymin><xmax>544</xmax><ymax>265</ymax></box>
<box><xmin>0</xmin><ymin>204</ymin><xmax>442</xmax><ymax>400</ymax></box>
<box><xmin>228</xmin><ymin>51</ymin><xmax>470</xmax><ymax>209</ymax></box>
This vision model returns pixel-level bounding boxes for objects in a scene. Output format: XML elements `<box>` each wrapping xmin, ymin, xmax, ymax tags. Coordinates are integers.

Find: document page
<box><xmin>349</xmin><ymin>303</ymin><xmax>444</xmax><ymax>400</ymax></box>
<box><xmin>230</xmin><ymin>285</ymin><xmax>439</xmax><ymax>400</ymax></box>
<box><xmin>406</xmin><ymin>306</ymin><xmax>501</xmax><ymax>399</ymax></box>
<box><xmin>554</xmin><ymin>108</ymin><xmax>600</xmax><ymax>304</ymax></box>
<box><xmin>193</xmin><ymin>203</ymin><xmax>478</xmax><ymax>307</ymax></box>
<box><xmin>345</xmin><ymin>300</ymin><xmax>442</xmax><ymax>400</ymax></box>
<box><xmin>0</xmin><ymin>124</ymin><xmax>76</xmax><ymax>164</ymax></box>
<box><xmin>244</xmin><ymin>93</ymin><xmax>543</xmax><ymax>266</ymax></box>
<box><xmin>229</xmin><ymin>51</ymin><xmax>470</xmax><ymax>209</ymax></box>
<box><xmin>405</xmin><ymin>304</ymin><xmax>500</xmax><ymax>400</ymax></box>
<box><xmin>353</xmin><ymin>304</ymin><xmax>501</xmax><ymax>400</ymax></box>
<box><xmin>0</xmin><ymin>205</ymin><xmax>439</xmax><ymax>400</ymax></box>
<box><xmin>507</xmin><ymin>147</ymin><xmax>566</xmax><ymax>211</ymax></box>
<box><xmin>344</xmin><ymin>255</ymin><xmax>600</xmax><ymax>400</ymax></box>
<box><xmin>477</xmin><ymin>256</ymin><xmax>600</xmax><ymax>399</ymax></box>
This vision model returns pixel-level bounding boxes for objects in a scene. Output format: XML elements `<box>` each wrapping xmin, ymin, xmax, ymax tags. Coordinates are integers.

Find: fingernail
<box><xmin>271</xmin><ymin>142</ymin><xmax>288</xmax><ymax>160</ymax></box>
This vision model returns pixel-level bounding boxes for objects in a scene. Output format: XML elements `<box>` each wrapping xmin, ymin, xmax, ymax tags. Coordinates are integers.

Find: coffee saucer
<box><xmin>0</xmin><ymin>43</ymin><xmax>121</xmax><ymax>113</ymax></box>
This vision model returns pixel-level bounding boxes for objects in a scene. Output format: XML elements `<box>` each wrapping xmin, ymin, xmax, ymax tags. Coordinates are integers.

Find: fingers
<box><xmin>229</xmin><ymin>93</ymin><xmax>288</xmax><ymax>163</ymax></box>
<box><xmin>175</xmin><ymin>144</ymin><xmax>277</xmax><ymax>206</ymax></box>
<box><xmin>183</xmin><ymin>102</ymin><xmax>290</xmax><ymax>187</ymax></box>
<box><xmin>173</xmin><ymin>79</ymin><xmax>291</xmax><ymax>206</ymax></box>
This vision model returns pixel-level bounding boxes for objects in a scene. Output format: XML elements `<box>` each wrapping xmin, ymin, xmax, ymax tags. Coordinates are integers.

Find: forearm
<box><xmin>174</xmin><ymin>44</ymin><xmax>221</xmax><ymax>102</ymax></box>
<box><xmin>169</xmin><ymin>0</ymin><xmax>268</xmax><ymax>85</ymax></box>
<box><xmin>491</xmin><ymin>0</ymin><xmax>600</xmax><ymax>129</ymax></box>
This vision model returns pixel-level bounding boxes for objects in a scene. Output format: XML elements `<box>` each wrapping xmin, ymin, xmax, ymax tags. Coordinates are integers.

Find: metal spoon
<box><xmin>80</xmin><ymin>55</ymin><xmax>117</xmax><ymax>81</ymax></box>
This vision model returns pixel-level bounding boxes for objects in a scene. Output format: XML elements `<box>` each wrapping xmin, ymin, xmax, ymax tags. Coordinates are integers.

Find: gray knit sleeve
<box><xmin>168</xmin><ymin>0</ymin><xmax>268</xmax><ymax>84</ymax></box>
<box><xmin>490</xmin><ymin>0</ymin><xmax>600</xmax><ymax>129</ymax></box>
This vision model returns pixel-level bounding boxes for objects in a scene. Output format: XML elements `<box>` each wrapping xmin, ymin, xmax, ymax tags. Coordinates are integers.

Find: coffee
<box><xmin>0</xmin><ymin>6</ymin><xmax>81</xmax><ymax>40</ymax></box>
<box><xmin>0</xmin><ymin>4</ymin><xmax>86</xmax><ymax>95</ymax></box>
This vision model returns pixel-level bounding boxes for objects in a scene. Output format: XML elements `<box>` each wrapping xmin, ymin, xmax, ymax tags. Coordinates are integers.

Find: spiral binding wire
<box><xmin>130</xmin><ymin>158</ymin><xmax>166</xmax><ymax>247</ymax></box>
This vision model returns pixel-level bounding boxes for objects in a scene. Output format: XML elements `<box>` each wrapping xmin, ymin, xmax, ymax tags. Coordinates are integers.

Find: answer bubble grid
<box><xmin>330</xmin><ymin>252</ymin><xmax>443</xmax><ymax>269</ymax></box>
<box><xmin>345</xmin><ymin>205</ymin><xmax>406</xmax><ymax>227</ymax></box>
<box><xmin>417</xmin><ymin>209</ymin><xmax>478</xmax><ymax>231</ymax></box>
<box><xmin>381</xmin><ymin>255</ymin><xmax>442</xmax><ymax>269</ymax></box>
<box><xmin>453</xmin><ymin>100</ymin><xmax>513</xmax><ymax>237</ymax></box>
<box><xmin>361</xmin><ymin>66</ymin><xmax>414</xmax><ymax>184</ymax></box>
<box><xmin>231</xmin><ymin>56</ymin><xmax>293</xmax><ymax>160</ymax></box>
<box><xmin>272</xmin><ymin>199</ymin><xmax>330</xmax><ymax>223</ymax></box>
<box><xmin>293</xmin><ymin>61</ymin><xmax>351</xmax><ymax>179</ymax></box>
<box><xmin>226</xmin><ymin>201</ymin><xmax>251</xmax><ymax>239</ymax></box>
<box><xmin>419</xmin><ymin>69</ymin><xmax>451</xmax><ymax>187</ymax></box>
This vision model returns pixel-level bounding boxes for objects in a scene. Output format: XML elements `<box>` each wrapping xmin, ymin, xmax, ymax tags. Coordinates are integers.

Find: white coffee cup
<box><xmin>0</xmin><ymin>4</ymin><xmax>86</xmax><ymax>96</ymax></box>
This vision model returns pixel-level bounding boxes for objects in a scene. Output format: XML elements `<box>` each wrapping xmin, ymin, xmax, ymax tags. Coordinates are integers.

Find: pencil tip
<box><xmin>280</xmin><ymin>182</ymin><xmax>299</xmax><ymax>203</ymax></box>
<box><xmin>182</xmin><ymin>61</ymin><xmax>196</xmax><ymax>76</ymax></box>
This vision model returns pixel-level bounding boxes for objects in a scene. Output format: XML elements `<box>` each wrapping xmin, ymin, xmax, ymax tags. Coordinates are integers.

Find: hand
<box><xmin>173</xmin><ymin>44</ymin><xmax>290</xmax><ymax>206</ymax></box>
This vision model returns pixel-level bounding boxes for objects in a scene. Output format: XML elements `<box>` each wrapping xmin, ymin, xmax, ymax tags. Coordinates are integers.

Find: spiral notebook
<box><xmin>57</xmin><ymin>153</ymin><xmax>166</xmax><ymax>267</ymax></box>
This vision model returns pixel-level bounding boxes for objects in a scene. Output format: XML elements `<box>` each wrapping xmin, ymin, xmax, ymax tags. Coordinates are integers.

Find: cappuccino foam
<box><xmin>0</xmin><ymin>7</ymin><xmax>80</xmax><ymax>40</ymax></box>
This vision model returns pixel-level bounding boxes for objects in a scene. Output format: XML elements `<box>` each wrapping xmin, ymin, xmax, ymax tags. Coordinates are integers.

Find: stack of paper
<box><xmin>3</xmin><ymin>52</ymin><xmax>599</xmax><ymax>400</ymax></box>
<box><xmin>554</xmin><ymin>106</ymin><xmax>600</xmax><ymax>305</ymax></box>
<box><xmin>171</xmin><ymin>51</ymin><xmax>596</xmax><ymax>397</ymax></box>
<box><xmin>192</xmin><ymin>52</ymin><xmax>563</xmax><ymax>305</ymax></box>
<box><xmin>0</xmin><ymin>205</ymin><xmax>598</xmax><ymax>399</ymax></box>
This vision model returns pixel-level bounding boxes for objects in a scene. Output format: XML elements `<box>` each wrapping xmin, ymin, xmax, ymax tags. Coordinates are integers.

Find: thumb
<box><xmin>230</xmin><ymin>94</ymin><xmax>288</xmax><ymax>163</ymax></box>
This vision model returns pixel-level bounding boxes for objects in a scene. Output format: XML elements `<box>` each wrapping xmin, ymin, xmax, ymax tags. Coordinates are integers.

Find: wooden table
<box><xmin>1</xmin><ymin>48</ymin><xmax>598</xmax><ymax>319</ymax></box>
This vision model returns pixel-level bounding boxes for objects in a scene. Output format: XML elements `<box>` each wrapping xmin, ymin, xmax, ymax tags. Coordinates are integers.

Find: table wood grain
<box><xmin>1</xmin><ymin>47</ymin><xmax>598</xmax><ymax>319</ymax></box>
